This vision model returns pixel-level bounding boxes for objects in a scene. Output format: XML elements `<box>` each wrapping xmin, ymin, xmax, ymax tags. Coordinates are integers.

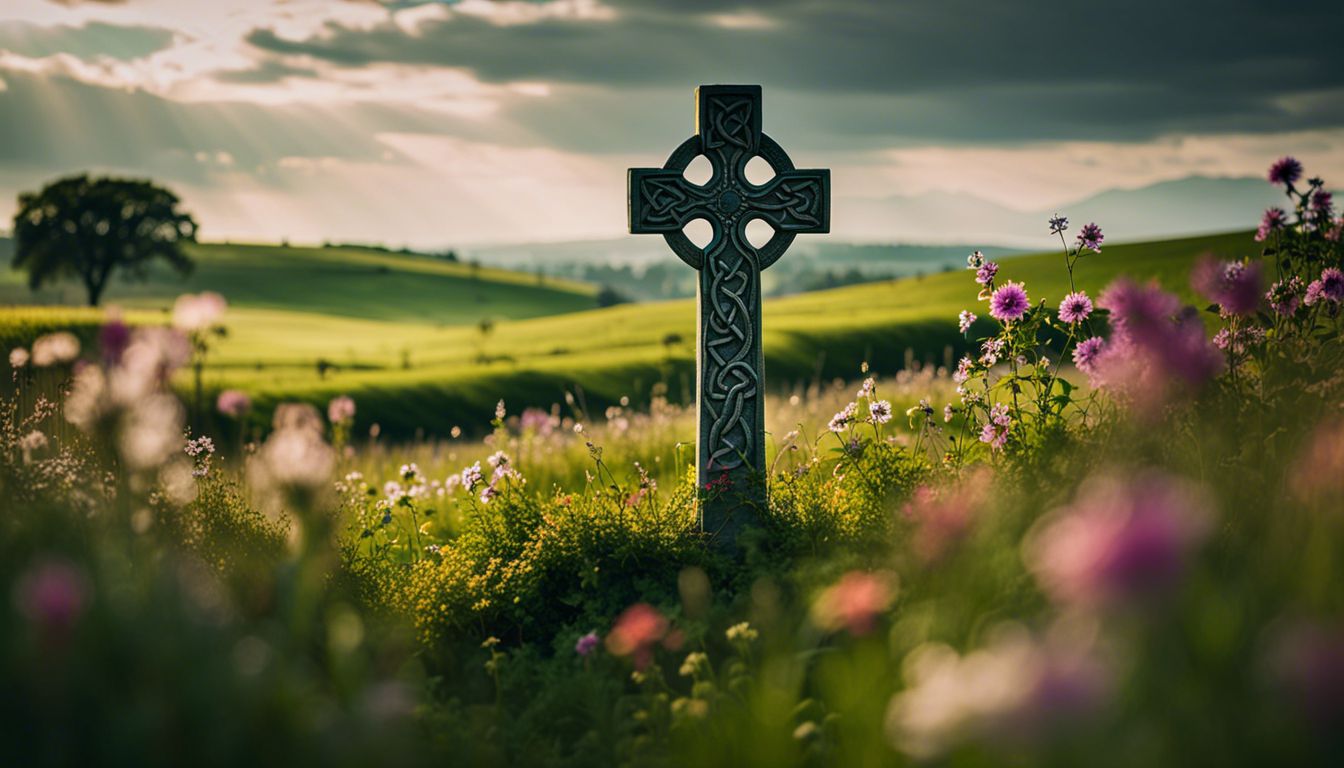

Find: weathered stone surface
<box><xmin>628</xmin><ymin>84</ymin><xmax>830</xmax><ymax>548</ymax></box>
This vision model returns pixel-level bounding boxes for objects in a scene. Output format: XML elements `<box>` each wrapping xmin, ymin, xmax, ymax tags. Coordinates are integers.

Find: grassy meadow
<box><xmin>2</xmin><ymin>230</ymin><xmax>1257</xmax><ymax>438</ymax></box>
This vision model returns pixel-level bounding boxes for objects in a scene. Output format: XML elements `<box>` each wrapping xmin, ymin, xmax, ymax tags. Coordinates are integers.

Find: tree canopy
<box><xmin>11</xmin><ymin>175</ymin><xmax>198</xmax><ymax>306</ymax></box>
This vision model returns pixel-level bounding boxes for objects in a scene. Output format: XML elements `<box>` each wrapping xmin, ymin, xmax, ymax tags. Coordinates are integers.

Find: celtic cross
<box><xmin>628</xmin><ymin>84</ymin><xmax>830</xmax><ymax>548</ymax></box>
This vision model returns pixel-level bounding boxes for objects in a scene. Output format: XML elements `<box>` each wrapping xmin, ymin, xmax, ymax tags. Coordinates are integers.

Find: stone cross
<box><xmin>628</xmin><ymin>84</ymin><xmax>830</xmax><ymax>547</ymax></box>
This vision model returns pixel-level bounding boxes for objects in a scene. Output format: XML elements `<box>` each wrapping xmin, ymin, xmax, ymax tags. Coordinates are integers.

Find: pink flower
<box><xmin>1025</xmin><ymin>471</ymin><xmax>1213</xmax><ymax>608</ymax></box>
<box><xmin>1092</xmin><ymin>279</ymin><xmax>1222</xmax><ymax>407</ymax></box>
<box><xmin>14</xmin><ymin>559</ymin><xmax>89</xmax><ymax>640</ymax></box>
<box><xmin>811</xmin><ymin>571</ymin><xmax>895</xmax><ymax>636</ymax></box>
<box><xmin>216</xmin><ymin>389</ymin><xmax>252</xmax><ymax>418</ymax></box>
<box><xmin>989</xmin><ymin>282</ymin><xmax>1030</xmax><ymax>322</ymax></box>
<box><xmin>328</xmin><ymin>395</ymin><xmax>356</xmax><ymax>425</ymax></box>
<box><xmin>575</xmin><ymin>631</ymin><xmax>600</xmax><ymax>657</ymax></box>
<box><xmin>1290</xmin><ymin>419</ymin><xmax>1344</xmax><ymax>503</ymax></box>
<box><xmin>171</xmin><ymin>291</ymin><xmax>226</xmax><ymax>332</ymax></box>
<box><xmin>605</xmin><ymin>603</ymin><xmax>669</xmax><ymax>670</ymax></box>
<box><xmin>1072</xmin><ymin>337</ymin><xmax>1105</xmax><ymax>376</ymax></box>
<box><xmin>1192</xmin><ymin>257</ymin><xmax>1262</xmax><ymax>316</ymax></box>
<box><xmin>979</xmin><ymin>403</ymin><xmax>1012</xmax><ymax>450</ymax></box>
<box><xmin>958</xmin><ymin>310</ymin><xmax>976</xmax><ymax>334</ymax></box>
<box><xmin>1320</xmin><ymin>267</ymin><xmax>1344</xmax><ymax>302</ymax></box>
<box><xmin>1057</xmin><ymin>291</ymin><xmax>1093</xmax><ymax>324</ymax></box>
<box><xmin>902</xmin><ymin>469</ymin><xmax>991</xmax><ymax>562</ymax></box>
<box><xmin>1255</xmin><ymin>207</ymin><xmax>1288</xmax><ymax>242</ymax></box>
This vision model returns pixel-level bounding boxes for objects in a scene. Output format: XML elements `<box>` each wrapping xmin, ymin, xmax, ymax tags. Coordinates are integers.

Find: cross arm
<box><xmin>628</xmin><ymin>169</ymin><xmax>715</xmax><ymax>234</ymax></box>
<box><xmin>743</xmin><ymin>169</ymin><xmax>830</xmax><ymax>234</ymax></box>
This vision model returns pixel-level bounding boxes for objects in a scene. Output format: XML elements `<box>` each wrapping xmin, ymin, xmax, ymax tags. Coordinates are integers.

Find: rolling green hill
<box><xmin>2</xmin><ymin>231</ymin><xmax>1259</xmax><ymax>439</ymax></box>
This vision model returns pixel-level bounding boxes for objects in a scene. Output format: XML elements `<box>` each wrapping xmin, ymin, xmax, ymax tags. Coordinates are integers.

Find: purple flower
<box><xmin>1268</xmin><ymin>156</ymin><xmax>1304</xmax><ymax>187</ymax></box>
<box><xmin>1076</xmin><ymin>222</ymin><xmax>1104</xmax><ymax>253</ymax></box>
<box><xmin>15</xmin><ymin>559</ymin><xmax>89</xmax><ymax>640</ymax></box>
<box><xmin>1057</xmin><ymin>291</ymin><xmax>1093</xmax><ymax>324</ymax></box>
<box><xmin>1048</xmin><ymin>214</ymin><xmax>1068</xmax><ymax>235</ymax></box>
<box><xmin>1094</xmin><ymin>279</ymin><xmax>1222</xmax><ymax>406</ymax></box>
<box><xmin>1267</xmin><ymin>277</ymin><xmax>1305</xmax><ymax>317</ymax></box>
<box><xmin>216</xmin><ymin>389</ymin><xmax>252</xmax><ymax>418</ymax></box>
<box><xmin>99</xmin><ymin>318</ymin><xmax>132</xmax><ymax>365</ymax></box>
<box><xmin>1311</xmin><ymin>190</ymin><xmax>1334</xmax><ymax>217</ymax></box>
<box><xmin>828</xmin><ymin>402</ymin><xmax>857</xmax><ymax>432</ymax></box>
<box><xmin>1072</xmin><ymin>337</ymin><xmax>1105</xmax><ymax>375</ymax></box>
<box><xmin>460</xmin><ymin>461</ymin><xmax>484</xmax><ymax>490</ymax></box>
<box><xmin>575</xmin><ymin>631</ymin><xmax>600</xmax><ymax>657</ymax></box>
<box><xmin>1255</xmin><ymin>207</ymin><xmax>1288</xmax><ymax>242</ymax></box>
<box><xmin>975</xmin><ymin>261</ymin><xmax>999</xmax><ymax>287</ymax></box>
<box><xmin>1192</xmin><ymin>257</ymin><xmax>1263</xmax><ymax>316</ymax></box>
<box><xmin>989</xmin><ymin>282</ymin><xmax>1030</xmax><ymax>322</ymax></box>
<box><xmin>1213</xmin><ymin>326</ymin><xmax>1266</xmax><ymax>354</ymax></box>
<box><xmin>1305</xmin><ymin>280</ymin><xmax>1326</xmax><ymax>307</ymax></box>
<box><xmin>1321</xmin><ymin>267</ymin><xmax>1344</xmax><ymax>302</ymax></box>
<box><xmin>958</xmin><ymin>310</ymin><xmax>976</xmax><ymax>334</ymax></box>
<box><xmin>953</xmin><ymin>356</ymin><xmax>973</xmax><ymax>385</ymax></box>
<box><xmin>1025</xmin><ymin>470</ymin><xmax>1213</xmax><ymax>608</ymax></box>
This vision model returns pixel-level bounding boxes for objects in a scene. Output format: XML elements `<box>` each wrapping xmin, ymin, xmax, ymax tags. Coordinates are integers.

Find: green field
<box><xmin>2</xmin><ymin>231</ymin><xmax>1258</xmax><ymax>437</ymax></box>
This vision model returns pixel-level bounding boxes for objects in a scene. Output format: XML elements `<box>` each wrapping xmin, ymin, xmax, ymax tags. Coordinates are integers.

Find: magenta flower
<box><xmin>575</xmin><ymin>631</ymin><xmax>600</xmax><ymax>657</ymax></box>
<box><xmin>1057</xmin><ymin>291</ymin><xmax>1093</xmax><ymax>324</ymax></box>
<box><xmin>1268</xmin><ymin>156</ymin><xmax>1304</xmax><ymax>187</ymax></box>
<box><xmin>1192</xmin><ymin>257</ymin><xmax>1262</xmax><ymax>316</ymax></box>
<box><xmin>1093</xmin><ymin>279</ymin><xmax>1222</xmax><ymax>406</ymax></box>
<box><xmin>216</xmin><ymin>389</ymin><xmax>252</xmax><ymax>418</ymax></box>
<box><xmin>989</xmin><ymin>282</ymin><xmax>1030</xmax><ymax>322</ymax></box>
<box><xmin>1076</xmin><ymin>222</ymin><xmax>1104</xmax><ymax>253</ymax></box>
<box><xmin>1255</xmin><ymin>207</ymin><xmax>1288</xmax><ymax>242</ymax></box>
<box><xmin>902</xmin><ymin>470</ymin><xmax>991</xmax><ymax>563</ymax></box>
<box><xmin>1072</xmin><ymin>337</ymin><xmax>1105</xmax><ymax>375</ymax></box>
<box><xmin>15</xmin><ymin>559</ymin><xmax>89</xmax><ymax>640</ymax></box>
<box><xmin>1311</xmin><ymin>189</ymin><xmax>1334</xmax><ymax>217</ymax></box>
<box><xmin>1267</xmin><ymin>277</ymin><xmax>1305</xmax><ymax>316</ymax></box>
<box><xmin>979</xmin><ymin>403</ymin><xmax>1012</xmax><ymax>450</ymax></box>
<box><xmin>1025</xmin><ymin>471</ymin><xmax>1213</xmax><ymax>608</ymax></box>
<box><xmin>1305</xmin><ymin>280</ymin><xmax>1327</xmax><ymax>307</ymax></box>
<box><xmin>975</xmin><ymin>261</ymin><xmax>999</xmax><ymax>286</ymax></box>
<box><xmin>1321</xmin><ymin>267</ymin><xmax>1344</xmax><ymax>302</ymax></box>
<box><xmin>99</xmin><ymin>318</ymin><xmax>132</xmax><ymax>365</ymax></box>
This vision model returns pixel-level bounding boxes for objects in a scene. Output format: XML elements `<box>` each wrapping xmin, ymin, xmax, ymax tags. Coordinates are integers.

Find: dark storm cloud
<box><xmin>242</xmin><ymin>0</ymin><xmax>1344</xmax><ymax>146</ymax></box>
<box><xmin>0</xmin><ymin>20</ymin><xmax>175</xmax><ymax>61</ymax></box>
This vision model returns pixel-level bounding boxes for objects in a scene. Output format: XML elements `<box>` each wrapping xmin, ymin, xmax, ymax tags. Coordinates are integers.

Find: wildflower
<box><xmin>495</xmin><ymin>399</ymin><xmax>506</xmax><ymax>420</ymax></box>
<box><xmin>885</xmin><ymin>624</ymin><xmax>1109</xmax><ymax>760</ymax></box>
<box><xmin>184</xmin><ymin>435</ymin><xmax>215</xmax><ymax>458</ymax></box>
<box><xmin>18</xmin><ymin>430</ymin><xmax>48</xmax><ymax>462</ymax></box>
<box><xmin>1024</xmin><ymin>470</ymin><xmax>1213</xmax><ymax>608</ymax></box>
<box><xmin>450</xmin><ymin>426</ymin><xmax>462</xmax><ymax>439</ymax></box>
<box><xmin>328</xmin><ymin>395</ymin><xmax>356</xmax><ymax>425</ymax></box>
<box><xmin>1072</xmin><ymin>337</ymin><xmax>1105</xmax><ymax>376</ymax></box>
<box><xmin>1093</xmin><ymin>279</ymin><xmax>1222</xmax><ymax>405</ymax></box>
<box><xmin>31</xmin><ymin>332</ymin><xmax>80</xmax><ymax>367</ymax></box>
<box><xmin>14</xmin><ymin>559</ymin><xmax>89</xmax><ymax>640</ymax></box>
<box><xmin>1213</xmin><ymin>326</ymin><xmax>1266</xmax><ymax>355</ymax></box>
<box><xmin>989</xmin><ymin>282</ymin><xmax>1029</xmax><ymax>322</ymax></box>
<box><xmin>575</xmin><ymin>631</ymin><xmax>600</xmax><ymax>657</ymax></box>
<box><xmin>811</xmin><ymin>571</ymin><xmax>895</xmax><ymax>636</ymax></box>
<box><xmin>460</xmin><ymin>462</ymin><xmax>483</xmax><ymax>490</ymax></box>
<box><xmin>828</xmin><ymin>402</ymin><xmax>857</xmax><ymax>432</ymax></box>
<box><xmin>975</xmin><ymin>261</ymin><xmax>999</xmax><ymax>287</ymax></box>
<box><xmin>980</xmin><ymin>338</ymin><xmax>1005</xmax><ymax>366</ymax></box>
<box><xmin>679</xmin><ymin>651</ymin><xmax>709</xmax><ymax>677</ymax></box>
<box><xmin>119</xmin><ymin>394</ymin><xmax>186</xmax><ymax>471</ymax></box>
<box><xmin>1268</xmin><ymin>156</ymin><xmax>1303</xmax><ymax>187</ymax></box>
<box><xmin>216</xmin><ymin>389</ymin><xmax>251</xmax><ymax>418</ymax></box>
<box><xmin>726</xmin><ymin>622</ymin><xmax>758</xmax><ymax>643</ymax></box>
<box><xmin>250</xmin><ymin>411</ymin><xmax>336</xmax><ymax>511</ymax></box>
<box><xmin>479</xmin><ymin>483</ymin><xmax>499</xmax><ymax>503</ymax></box>
<box><xmin>99</xmin><ymin>316</ymin><xmax>131</xmax><ymax>365</ymax></box>
<box><xmin>966</xmin><ymin>250</ymin><xmax>985</xmax><ymax>269</ymax></box>
<box><xmin>1057</xmin><ymin>291</ymin><xmax>1093</xmax><ymax>324</ymax></box>
<box><xmin>1305</xmin><ymin>280</ymin><xmax>1326</xmax><ymax>307</ymax></box>
<box><xmin>1255</xmin><ymin>207</ymin><xmax>1288</xmax><ymax>242</ymax></box>
<box><xmin>1311</xmin><ymin>189</ymin><xmax>1334</xmax><ymax>217</ymax></box>
<box><xmin>943</xmin><ymin>404</ymin><xmax>954</xmax><ymax>423</ymax></box>
<box><xmin>1290</xmin><ymin>419</ymin><xmax>1344</xmax><ymax>502</ymax></box>
<box><xmin>902</xmin><ymin>470</ymin><xmax>990</xmax><ymax>562</ymax></box>
<box><xmin>979</xmin><ymin>403</ymin><xmax>1012</xmax><ymax>450</ymax></box>
<box><xmin>606</xmin><ymin>603</ymin><xmax>669</xmax><ymax>670</ymax></box>
<box><xmin>857</xmin><ymin>377</ymin><xmax>876</xmax><ymax>398</ymax></box>
<box><xmin>171</xmin><ymin>291</ymin><xmax>226</xmax><ymax>332</ymax></box>
<box><xmin>1267</xmin><ymin>277</ymin><xmax>1305</xmax><ymax>316</ymax></box>
<box><xmin>1321</xmin><ymin>267</ymin><xmax>1344</xmax><ymax>302</ymax></box>
<box><xmin>1048</xmin><ymin>214</ymin><xmax>1068</xmax><ymax>235</ymax></box>
<box><xmin>953</xmin><ymin>356</ymin><xmax>973</xmax><ymax>385</ymax></box>
<box><xmin>870</xmin><ymin>399</ymin><xmax>893</xmax><ymax>424</ymax></box>
<box><xmin>1192</xmin><ymin>257</ymin><xmax>1262</xmax><ymax>316</ymax></box>
<box><xmin>957</xmin><ymin>310</ymin><xmax>976</xmax><ymax>333</ymax></box>
<box><xmin>9</xmin><ymin>347</ymin><xmax>29</xmax><ymax>368</ymax></box>
<box><xmin>1076</xmin><ymin>222</ymin><xmax>1103</xmax><ymax>253</ymax></box>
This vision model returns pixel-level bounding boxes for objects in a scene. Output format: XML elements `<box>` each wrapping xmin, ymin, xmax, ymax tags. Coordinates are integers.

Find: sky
<box><xmin>0</xmin><ymin>0</ymin><xmax>1341</xmax><ymax>248</ymax></box>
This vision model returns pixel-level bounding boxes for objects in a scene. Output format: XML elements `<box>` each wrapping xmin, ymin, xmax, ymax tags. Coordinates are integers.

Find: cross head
<box><xmin>628</xmin><ymin>84</ymin><xmax>830</xmax><ymax>548</ymax></box>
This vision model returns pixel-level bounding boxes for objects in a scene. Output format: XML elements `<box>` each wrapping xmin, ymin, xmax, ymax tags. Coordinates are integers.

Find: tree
<box><xmin>11</xmin><ymin>175</ymin><xmax>198</xmax><ymax>306</ymax></box>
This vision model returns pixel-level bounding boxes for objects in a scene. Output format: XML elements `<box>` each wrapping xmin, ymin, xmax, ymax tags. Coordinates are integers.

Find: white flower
<box><xmin>9</xmin><ymin>347</ymin><xmax>29</xmax><ymax>368</ymax></box>
<box><xmin>171</xmin><ymin>291</ymin><xmax>227</xmax><ymax>332</ymax></box>
<box><xmin>31</xmin><ymin>333</ymin><xmax>80</xmax><ymax>366</ymax></box>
